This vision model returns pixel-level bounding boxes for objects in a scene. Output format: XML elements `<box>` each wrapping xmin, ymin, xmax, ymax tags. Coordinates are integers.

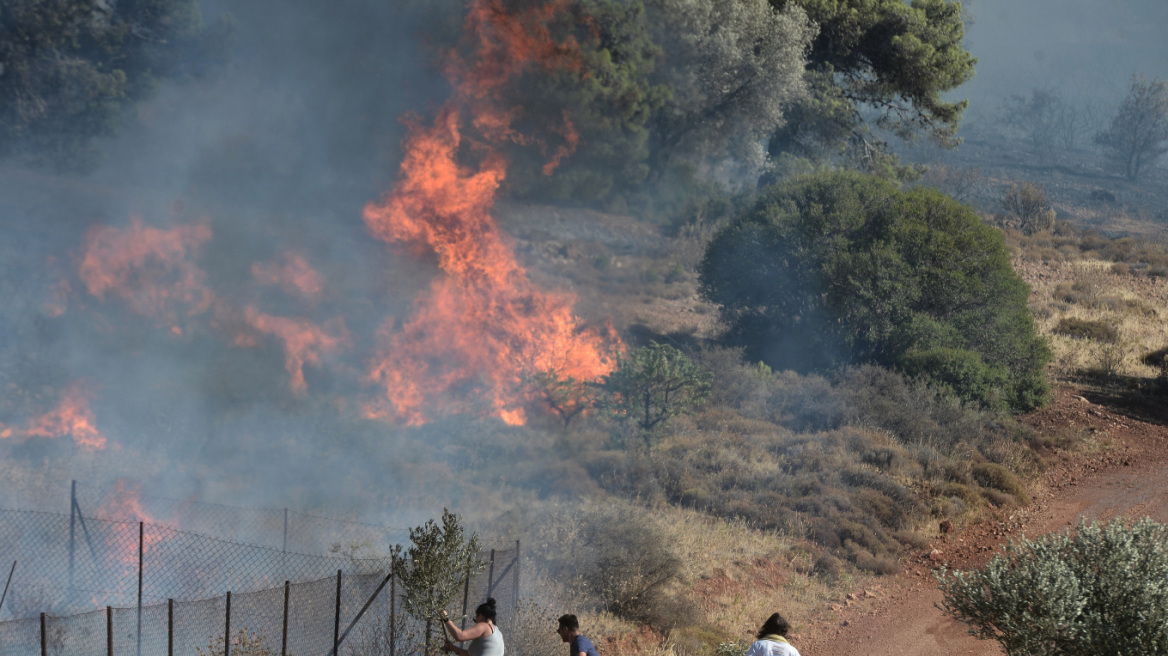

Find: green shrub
<box><xmin>937</xmin><ymin>518</ymin><xmax>1168</xmax><ymax>655</ymax></box>
<box><xmin>699</xmin><ymin>170</ymin><xmax>1051</xmax><ymax>411</ymax></box>
<box><xmin>1053</xmin><ymin>317</ymin><xmax>1120</xmax><ymax>343</ymax></box>
<box><xmin>899</xmin><ymin>348</ymin><xmax>1010</xmax><ymax>411</ymax></box>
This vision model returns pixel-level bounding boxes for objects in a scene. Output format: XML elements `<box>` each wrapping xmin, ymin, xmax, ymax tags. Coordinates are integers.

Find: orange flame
<box><xmin>97</xmin><ymin>480</ymin><xmax>166</xmax><ymax>568</ymax></box>
<box><xmin>251</xmin><ymin>252</ymin><xmax>324</xmax><ymax>301</ymax></box>
<box><xmin>362</xmin><ymin>0</ymin><xmax>616</xmax><ymax>425</ymax></box>
<box><xmin>14</xmin><ymin>383</ymin><xmax>108</xmax><ymax>450</ymax></box>
<box><xmin>242</xmin><ymin>307</ymin><xmax>348</xmax><ymax>395</ymax></box>
<box><xmin>98</xmin><ymin>480</ymin><xmax>157</xmax><ymax>524</ymax></box>
<box><xmin>79</xmin><ymin>217</ymin><xmax>215</xmax><ymax>330</ymax></box>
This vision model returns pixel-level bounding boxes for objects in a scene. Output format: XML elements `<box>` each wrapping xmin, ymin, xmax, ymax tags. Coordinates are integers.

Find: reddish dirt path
<box><xmin>796</xmin><ymin>386</ymin><xmax>1168</xmax><ymax>656</ymax></box>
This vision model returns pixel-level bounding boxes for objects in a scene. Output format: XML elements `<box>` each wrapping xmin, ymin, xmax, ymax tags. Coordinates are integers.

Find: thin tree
<box><xmin>600</xmin><ymin>342</ymin><xmax>711</xmax><ymax>448</ymax></box>
<box><xmin>395</xmin><ymin>510</ymin><xmax>486</xmax><ymax>656</ymax></box>
<box><xmin>1095</xmin><ymin>74</ymin><xmax>1168</xmax><ymax>180</ymax></box>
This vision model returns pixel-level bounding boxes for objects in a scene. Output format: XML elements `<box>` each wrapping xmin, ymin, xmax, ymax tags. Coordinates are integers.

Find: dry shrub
<box><xmin>1001</xmin><ymin>182</ymin><xmax>1055</xmax><ymax>235</ymax></box>
<box><xmin>506</xmin><ymin>600</ymin><xmax>565</xmax><ymax>656</ymax></box>
<box><xmin>1090</xmin><ymin>340</ymin><xmax>1133</xmax><ymax>378</ymax></box>
<box><xmin>576</xmin><ymin>506</ymin><xmax>694</xmax><ymax>631</ymax></box>
<box><xmin>1053</xmin><ymin>317</ymin><xmax>1119</xmax><ymax>343</ymax></box>
<box><xmin>971</xmin><ymin>462</ymin><xmax>1029</xmax><ymax>503</ymax></box>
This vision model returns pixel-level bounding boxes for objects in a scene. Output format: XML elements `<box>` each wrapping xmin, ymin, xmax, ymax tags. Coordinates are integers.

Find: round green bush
<box><xmin>699</xmin><ymin>170</ymin><xmax>1051</xmax><ymax>411</ymax></box>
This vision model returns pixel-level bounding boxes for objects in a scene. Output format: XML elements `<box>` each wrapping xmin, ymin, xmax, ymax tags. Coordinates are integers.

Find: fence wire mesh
<box><xmin>71</xmin><ymin>482</ymin><xmax>411</xmax><ymax>556</ymax></box>
<box><xmin>0</xmin><ymin>507</ymin><xmax>519</xmax><ymax>656</ymax></box>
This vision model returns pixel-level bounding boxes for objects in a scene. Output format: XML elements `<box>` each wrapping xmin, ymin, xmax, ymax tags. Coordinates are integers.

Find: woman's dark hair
<box><xmin>756</xmin><ymin>612</ymin><xmax>790</xmax><ymax>639</ymax></box>
<box><xmin>475</xmin><ymin>598</ymin><xmax>497</xmax><ymax>623</ymax></box>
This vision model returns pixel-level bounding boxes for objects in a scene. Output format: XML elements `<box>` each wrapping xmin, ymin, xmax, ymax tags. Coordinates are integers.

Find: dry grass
<box><xmin>513</xmin><ymin>497</ymin><xmax>864</xmax><ymax>656</ymax></box>
<box><xmin>1022</xmin><ymin>257</ymin><xmax>1168</xmax><ymax>379</ymax></box>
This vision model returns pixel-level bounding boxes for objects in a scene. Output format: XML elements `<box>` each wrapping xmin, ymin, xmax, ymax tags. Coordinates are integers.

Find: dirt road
<box><xmin>797</xmin><ymin>387</ymin><xmax>1168</xmax><ymax>656</ymax></box>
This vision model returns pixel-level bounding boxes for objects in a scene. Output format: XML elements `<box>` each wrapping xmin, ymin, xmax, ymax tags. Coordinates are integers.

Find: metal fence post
<box><xmin>40</xmin><ymin>612</ymin><xmax>47</xmax><ymax>656</ymax></box>
<box><xmin>514</xmin><ymin>540</ymin><xmax>520</xmax><ymax>606</ymax></box>
<box><xmin>390</xmin><ymin>556</ymin><xmax>396</xmax><ymax>656</ymax></box>
<box><xmin>137</xmin><ymin>522</ymin><xmax>143</xmax><ymax>656</ymax></box>
<box><xmin>225</xmin><ymin>591</ymin><xmax>232</xmax><ymax>656</ymax></box>
<box><xmin>107</xmin><ymin>606</ymin><xmax>113</xmax><ymax>656</ymax></box>
<box><xmin>460</xmin><ymin>561</ymin><xmax>471</xmax><ymax>629</ymax></box>
<box><xmin>486</xmin><ymin>549</ymin><xmax>496</xmax><ymax>598</ymax></box>
<box><xmin>281</xmin><ymin>581</ymin><xmax>290</xmax><ymax>656</ymax></box>
<box><xmin>0</xmin><ymin>560</ymin><xmax>15</xmax><ymax>617</ymax></box>
<box><xmin>333</xmin><ymin>570</ymin><xmax>342</xmax><ymax>656</ymax></box>
<box><xmin>69</xmin><ymin>480</ymin><xmax>76</xmax><ymax>594</ymax></box>
<box><xmin>168</xmin><ymin>598</ymin><xmax>174</xmax><ymax>656</ymax></box>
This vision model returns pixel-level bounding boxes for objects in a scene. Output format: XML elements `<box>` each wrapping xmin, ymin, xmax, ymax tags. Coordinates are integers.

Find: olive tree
<box><xmin>936</xmin><ymin>517</ymin><xmax>1168</xmax><ymax>655</ymax></box>
<box><xmin>1095</xmin><ymin>75</ymin><xmax>1168</xmax><ymax>181</ymax></box>
<box><xmin>395</xmin><ymin>510</ymin><xmax>486</xmax><ymax>656</ymax></box>
<box><xmin>645</xmin><ymin>0</ymin><xmax>814</xmax><ymax>179</ymax></box>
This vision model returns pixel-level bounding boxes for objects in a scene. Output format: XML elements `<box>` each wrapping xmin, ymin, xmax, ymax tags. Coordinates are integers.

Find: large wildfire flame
<box><xmin>29</xmin><ymin>0</ymin><xmax>619</xmax><ymax>431</ymax></box>
<box><xmin>0</xmin><ymin>383</ymin><xmax>107</xmax><ymax>450</ymax></box>
<box><xmin>362</xmin><ymin>0</ymin><xmax>618</xmax><ymax>425</ymax></box>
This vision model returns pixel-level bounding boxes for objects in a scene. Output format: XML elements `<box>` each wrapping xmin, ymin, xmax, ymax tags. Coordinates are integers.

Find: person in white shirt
<box><xmin>745</xmin><ymin>612</ymin><xmax>800</xmax><ymax>656</ymax></box>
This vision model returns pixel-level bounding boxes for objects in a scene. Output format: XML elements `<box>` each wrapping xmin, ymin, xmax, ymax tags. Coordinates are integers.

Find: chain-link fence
<box><xmin>1</xmin><ymin>549</ymin><xmax>521</xmax><ymax>656</ymax></box>
<box><xmin>70</xmin><ymin>482</ymin><xmax>412</xmax><ymax>556</ymax></box>
<box><xmin>0</xmin><ymin>507</ymin><xmax>520</xmax><ymax>655</ymax></box>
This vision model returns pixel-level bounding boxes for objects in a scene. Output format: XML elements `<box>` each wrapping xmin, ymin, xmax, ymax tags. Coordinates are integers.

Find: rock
<box><xmin>928</xmin><ymin>549</ymin><xmax>944</xmax><ymax>562</ymax></box>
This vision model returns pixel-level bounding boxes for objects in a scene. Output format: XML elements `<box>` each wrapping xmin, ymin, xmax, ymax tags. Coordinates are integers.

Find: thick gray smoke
<box><xmin>0</xmin><ymin>0</ymin><xmax>474</xmax><ymax>526</ymax></box>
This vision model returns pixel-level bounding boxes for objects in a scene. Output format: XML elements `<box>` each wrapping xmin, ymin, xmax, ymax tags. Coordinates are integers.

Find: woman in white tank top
<box><xmin>441</xmin><ymin>598</ymin><xmax>505</xmax><ymax>656</ymax></box>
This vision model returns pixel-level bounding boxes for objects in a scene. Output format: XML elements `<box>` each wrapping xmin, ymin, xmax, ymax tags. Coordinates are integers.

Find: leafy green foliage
<box><xmin>699</xmin><ymin>170</ymin><xmax>1051</xmax><ymax>411</ymax></box>
<box><xmin>0</xmin><ymin>0</ymin><xmax>232</xmax><ymax>169</ymax></box>
<box><xmin>937</xmin><ymin>518</ymin><xmax>1168</xmax><ymax>655</ymax></box>
<box><xmin>644</xmin><ymin>0</ymin><xmax>814</xmax><ymax>179</ymax></box>
<box><xmin>600</xmin><ymin>342</ymin><xmax>711</xmax><ymax>443</ymax></box>
<box><xmin>768</xmin><ymin>0</ymin><xmax>976</xmax><ymax>167</ymax></box>
<box><xmin>1095</xmin><ymin>74</ymin><xmax>1168</xmax><ymax>180</ymax></box>
<box><xmin>396</xmin><ymin>510</ymin><xmax>486</xmax><ymax>653</ymax></box>
<box><xmin>502</xmin><ymin>0</ymin><xmax>813</xmax><ymax>205</ymax></box>
<box><xmin>501</xmin><ymin>0</ymin><xmax>669</xmax><ymax>204</ymax></box>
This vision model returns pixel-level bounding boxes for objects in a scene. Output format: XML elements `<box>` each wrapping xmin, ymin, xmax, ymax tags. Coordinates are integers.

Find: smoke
<box><xmin>0</xmin><ymin>0</ymin><xmax>601</xmax><ymax>527</ymax></box>
<box><xmin>959</xmin><ymin>0</ymin><xmax>1168</xmax><ymax>126</ymax></box>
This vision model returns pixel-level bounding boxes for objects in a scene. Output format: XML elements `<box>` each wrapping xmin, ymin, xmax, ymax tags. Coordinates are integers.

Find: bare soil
<box><xmin>793</xmin><ymin>385</ymin><xmax>1168</xmax><ymax>655</ymax></box>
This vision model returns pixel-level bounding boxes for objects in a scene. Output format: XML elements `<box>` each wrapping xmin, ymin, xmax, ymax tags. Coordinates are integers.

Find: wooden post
<box><xmin>281</xmin><ymin>581</ymin><xmax>290</xmax><ymax>656</ymax></box>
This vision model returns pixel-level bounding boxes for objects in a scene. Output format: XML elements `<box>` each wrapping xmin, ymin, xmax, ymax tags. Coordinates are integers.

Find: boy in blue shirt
<box><xmin>556</xmin><ymin>614</ymin><xmax>600</xmax><ymax>656</ymax></box>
